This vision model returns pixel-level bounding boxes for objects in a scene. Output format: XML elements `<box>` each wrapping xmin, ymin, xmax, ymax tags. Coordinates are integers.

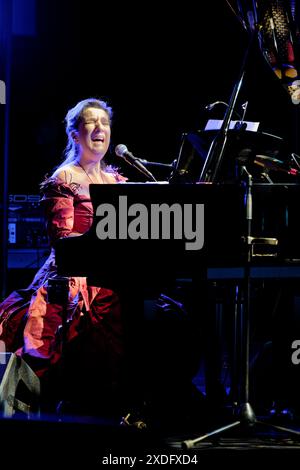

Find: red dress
<box><xmin>0</xmin><ymin>176</ymin><xmax>125</xmax><ymax>389</ymax></box>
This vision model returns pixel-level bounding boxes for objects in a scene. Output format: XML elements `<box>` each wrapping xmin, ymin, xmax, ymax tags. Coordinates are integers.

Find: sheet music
<box><xmin>205</xmin><ymin>119</ymin><xmax>260</xmax><ymax>132</ymax></box>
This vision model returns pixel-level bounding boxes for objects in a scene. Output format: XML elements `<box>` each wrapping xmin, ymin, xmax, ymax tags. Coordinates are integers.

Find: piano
<box><xmin>55</xmin><ymin>182</ymin><xmax>300</xmax><ymax>290</ymax></box>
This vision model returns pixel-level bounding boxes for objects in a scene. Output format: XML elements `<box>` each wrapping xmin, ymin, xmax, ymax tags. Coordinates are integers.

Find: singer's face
<box><xmin>77</xmin><ymin>107</ymin><xmax>111</xmax><ymax>159</ymax></box>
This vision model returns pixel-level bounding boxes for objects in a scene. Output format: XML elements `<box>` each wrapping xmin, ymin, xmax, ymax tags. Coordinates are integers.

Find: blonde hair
<box><xmin>56</xmin><ymin>97</ymin><xmax>113</xmax><ymax>170</ymax></box>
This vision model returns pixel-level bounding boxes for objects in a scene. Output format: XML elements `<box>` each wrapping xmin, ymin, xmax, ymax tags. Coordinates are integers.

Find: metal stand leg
<box><xmin>181</xmin><ymin>174</ymin><xmax>300</xmax><ymax>449</ymax></box>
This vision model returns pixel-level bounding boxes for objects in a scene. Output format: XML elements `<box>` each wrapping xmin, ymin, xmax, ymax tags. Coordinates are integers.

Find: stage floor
<box><xmin>2</xmin><ymin>411</ymin><xmax>300</xmax><ymax>466</ymax></box>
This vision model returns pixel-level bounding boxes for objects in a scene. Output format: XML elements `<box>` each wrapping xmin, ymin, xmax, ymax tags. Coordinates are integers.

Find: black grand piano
<box><xmin>55</xmin><ymin>181</ymin><xmax>300</xmax><ymax>289</ymax></box>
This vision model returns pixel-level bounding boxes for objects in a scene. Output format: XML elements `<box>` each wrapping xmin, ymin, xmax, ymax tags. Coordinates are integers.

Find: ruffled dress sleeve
<box><xmin>40</xmin><ymin>177</ymin><xmax>80</xmax><ymax>246</ymax></box>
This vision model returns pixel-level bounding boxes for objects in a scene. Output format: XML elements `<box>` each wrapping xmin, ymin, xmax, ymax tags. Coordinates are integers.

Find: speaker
<box><xmin>0</xmin><ymin>351</ymin><xmax>40</xmax><ymax>417</ymax></box>
<box><xmin>7</xmin><ymin>194</ymin><xmax>50</xmax><ymax>269</ymax></box>
<box><xmin>8</xmin><ymin>194</ymin><xmax>48</xmax><ymax>248</ymax></box>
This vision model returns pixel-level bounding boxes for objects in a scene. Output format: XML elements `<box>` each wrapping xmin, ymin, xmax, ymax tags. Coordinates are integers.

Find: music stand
<box><xmin>168</xmin><ymin>125</ymin><xmax>289</xmax><ymax>185</ymax></box>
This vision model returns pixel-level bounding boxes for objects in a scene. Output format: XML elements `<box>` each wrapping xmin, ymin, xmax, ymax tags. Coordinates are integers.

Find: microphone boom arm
<box><xmin>137</xmin><ymin>159</ymin><xmax>174</xmax><ymax>169</ymax></box>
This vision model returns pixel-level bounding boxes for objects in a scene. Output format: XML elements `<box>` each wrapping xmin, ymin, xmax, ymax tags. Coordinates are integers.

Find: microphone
<box><xmin>205</xmin><ymin>101</ymin><xmax>243</xmax><ymax>120</ymax></box>
<box><xmin>205</xmin><ymin>101</ymin><xmax>229</xmax><ymax>111</ymax></box>
<box><xmin>115</xmin><ymin>144</ymin><xmax>157</xmax><ymax>182</ymax></box>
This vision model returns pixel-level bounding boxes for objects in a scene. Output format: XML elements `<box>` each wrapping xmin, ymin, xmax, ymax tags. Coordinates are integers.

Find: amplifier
<box><xmin>8</xmin><ymin>194</ymin><xmax>48</xmax><ymax>249</ymax></box>
<box><xmin>7</xmin><ymin>194</ymin><xmax>50</xmax><ymax>269</ymax></box>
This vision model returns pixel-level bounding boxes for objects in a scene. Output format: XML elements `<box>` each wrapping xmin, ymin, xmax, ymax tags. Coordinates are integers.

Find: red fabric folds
<box><xmin>0</xmin><ymin>177</ymin><xmax>124</xmax><ymax>388</ymax></box>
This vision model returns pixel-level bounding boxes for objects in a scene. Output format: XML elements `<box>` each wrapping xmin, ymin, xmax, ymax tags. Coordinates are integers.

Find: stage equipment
<box><xmin>7</xmin><ymin>194</ymin><xmax>49</xmax><ymax>269</ymax></box>
<box><xmin>256</xmin><ymin>0</ymin><xmax>300</xmax><ymax>104</ymax></box>
<box><xmin>232</xmin><ymin>0</ymin><xmax>300</xmax><ymax>102</ymax></box>
<box><xmin>0</xmin><ymin>352</ymin><xmax>40</xmax><ymax>418</ymax></box>
<box><xmin>181</xmin><ymin>0</ymin><xmax>300</xmax><ymax>448</ymax></box>
<box><xmin>199</xmin><ymin>0</ymin><xmax>300</xmax><ymax>185</ymax></box>
<box><xmin>168</xmin><ymin>126</ymin><xmax>295</xmax><ymax>184</ymax></box>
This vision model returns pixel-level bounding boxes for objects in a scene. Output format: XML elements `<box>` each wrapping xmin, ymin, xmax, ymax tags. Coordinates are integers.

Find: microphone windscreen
<box><xmin>115</xmin><ymin>144</ymin><xmax>127</xmax><ymax>157</ymax></box>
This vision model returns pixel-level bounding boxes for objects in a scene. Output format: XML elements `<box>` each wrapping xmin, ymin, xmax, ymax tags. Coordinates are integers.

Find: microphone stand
<box><xmin>199</xmin><ymin>28</ymin><xmax>256</xmax><ymax>183</ymax></box>
<box><xmin>239</xmin><ymin>166</ymin><xmax>256</xmax><ymax>424</ymax></box>
<box><xmin>124</xmin><ymin>158</ymin><xmax>158</xmax><ymax>182</ymax></box>
<box><xmin>137</xmin><ymin>159</ymin><xmax>174</xmax><ymax>169</ymax></box>
<box><xmin>181</xmin><ymin>1</ymin><xmax>300</xmax><ymax>450</ymax></box>
<box><xmin>182</xmin><ymin>170</ymin><xmax>255</xmax><ymax>449</ymax></box>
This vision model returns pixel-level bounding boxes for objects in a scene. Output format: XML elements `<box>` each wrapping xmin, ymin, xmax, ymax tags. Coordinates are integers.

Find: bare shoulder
<box><xmin>103</xmin><ymin>171</ymin><xmax>118</xmax><ymax>184</ymax></box>
<box><xmin>51</xmin><ymin>164</ymin><xmax>80</xmax><ymax>184</ymax></box>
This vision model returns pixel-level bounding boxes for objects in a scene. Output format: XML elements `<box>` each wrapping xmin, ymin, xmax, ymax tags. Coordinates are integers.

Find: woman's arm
<box><xmin>40</xmin><ymin>171</ymin><xmax>80</xmax><ymax>244</ymax></box>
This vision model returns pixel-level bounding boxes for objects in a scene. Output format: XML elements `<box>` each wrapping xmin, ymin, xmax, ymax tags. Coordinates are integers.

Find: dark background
<box><xmin>1</xmin><ymin>0</ymin><xmax>300</xmax><ymax>415</ymax></box>
<box><xmin>2</xmin><ymin>0</ymin><xmax>300</xmax><ymax>192</ymax></box>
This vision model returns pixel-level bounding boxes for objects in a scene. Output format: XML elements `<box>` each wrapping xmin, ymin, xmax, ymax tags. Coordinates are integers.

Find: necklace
<box><xmin>77</xmin><ymin>161</ymin><xmax>104</xmax><ymax>184</ymax></box>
